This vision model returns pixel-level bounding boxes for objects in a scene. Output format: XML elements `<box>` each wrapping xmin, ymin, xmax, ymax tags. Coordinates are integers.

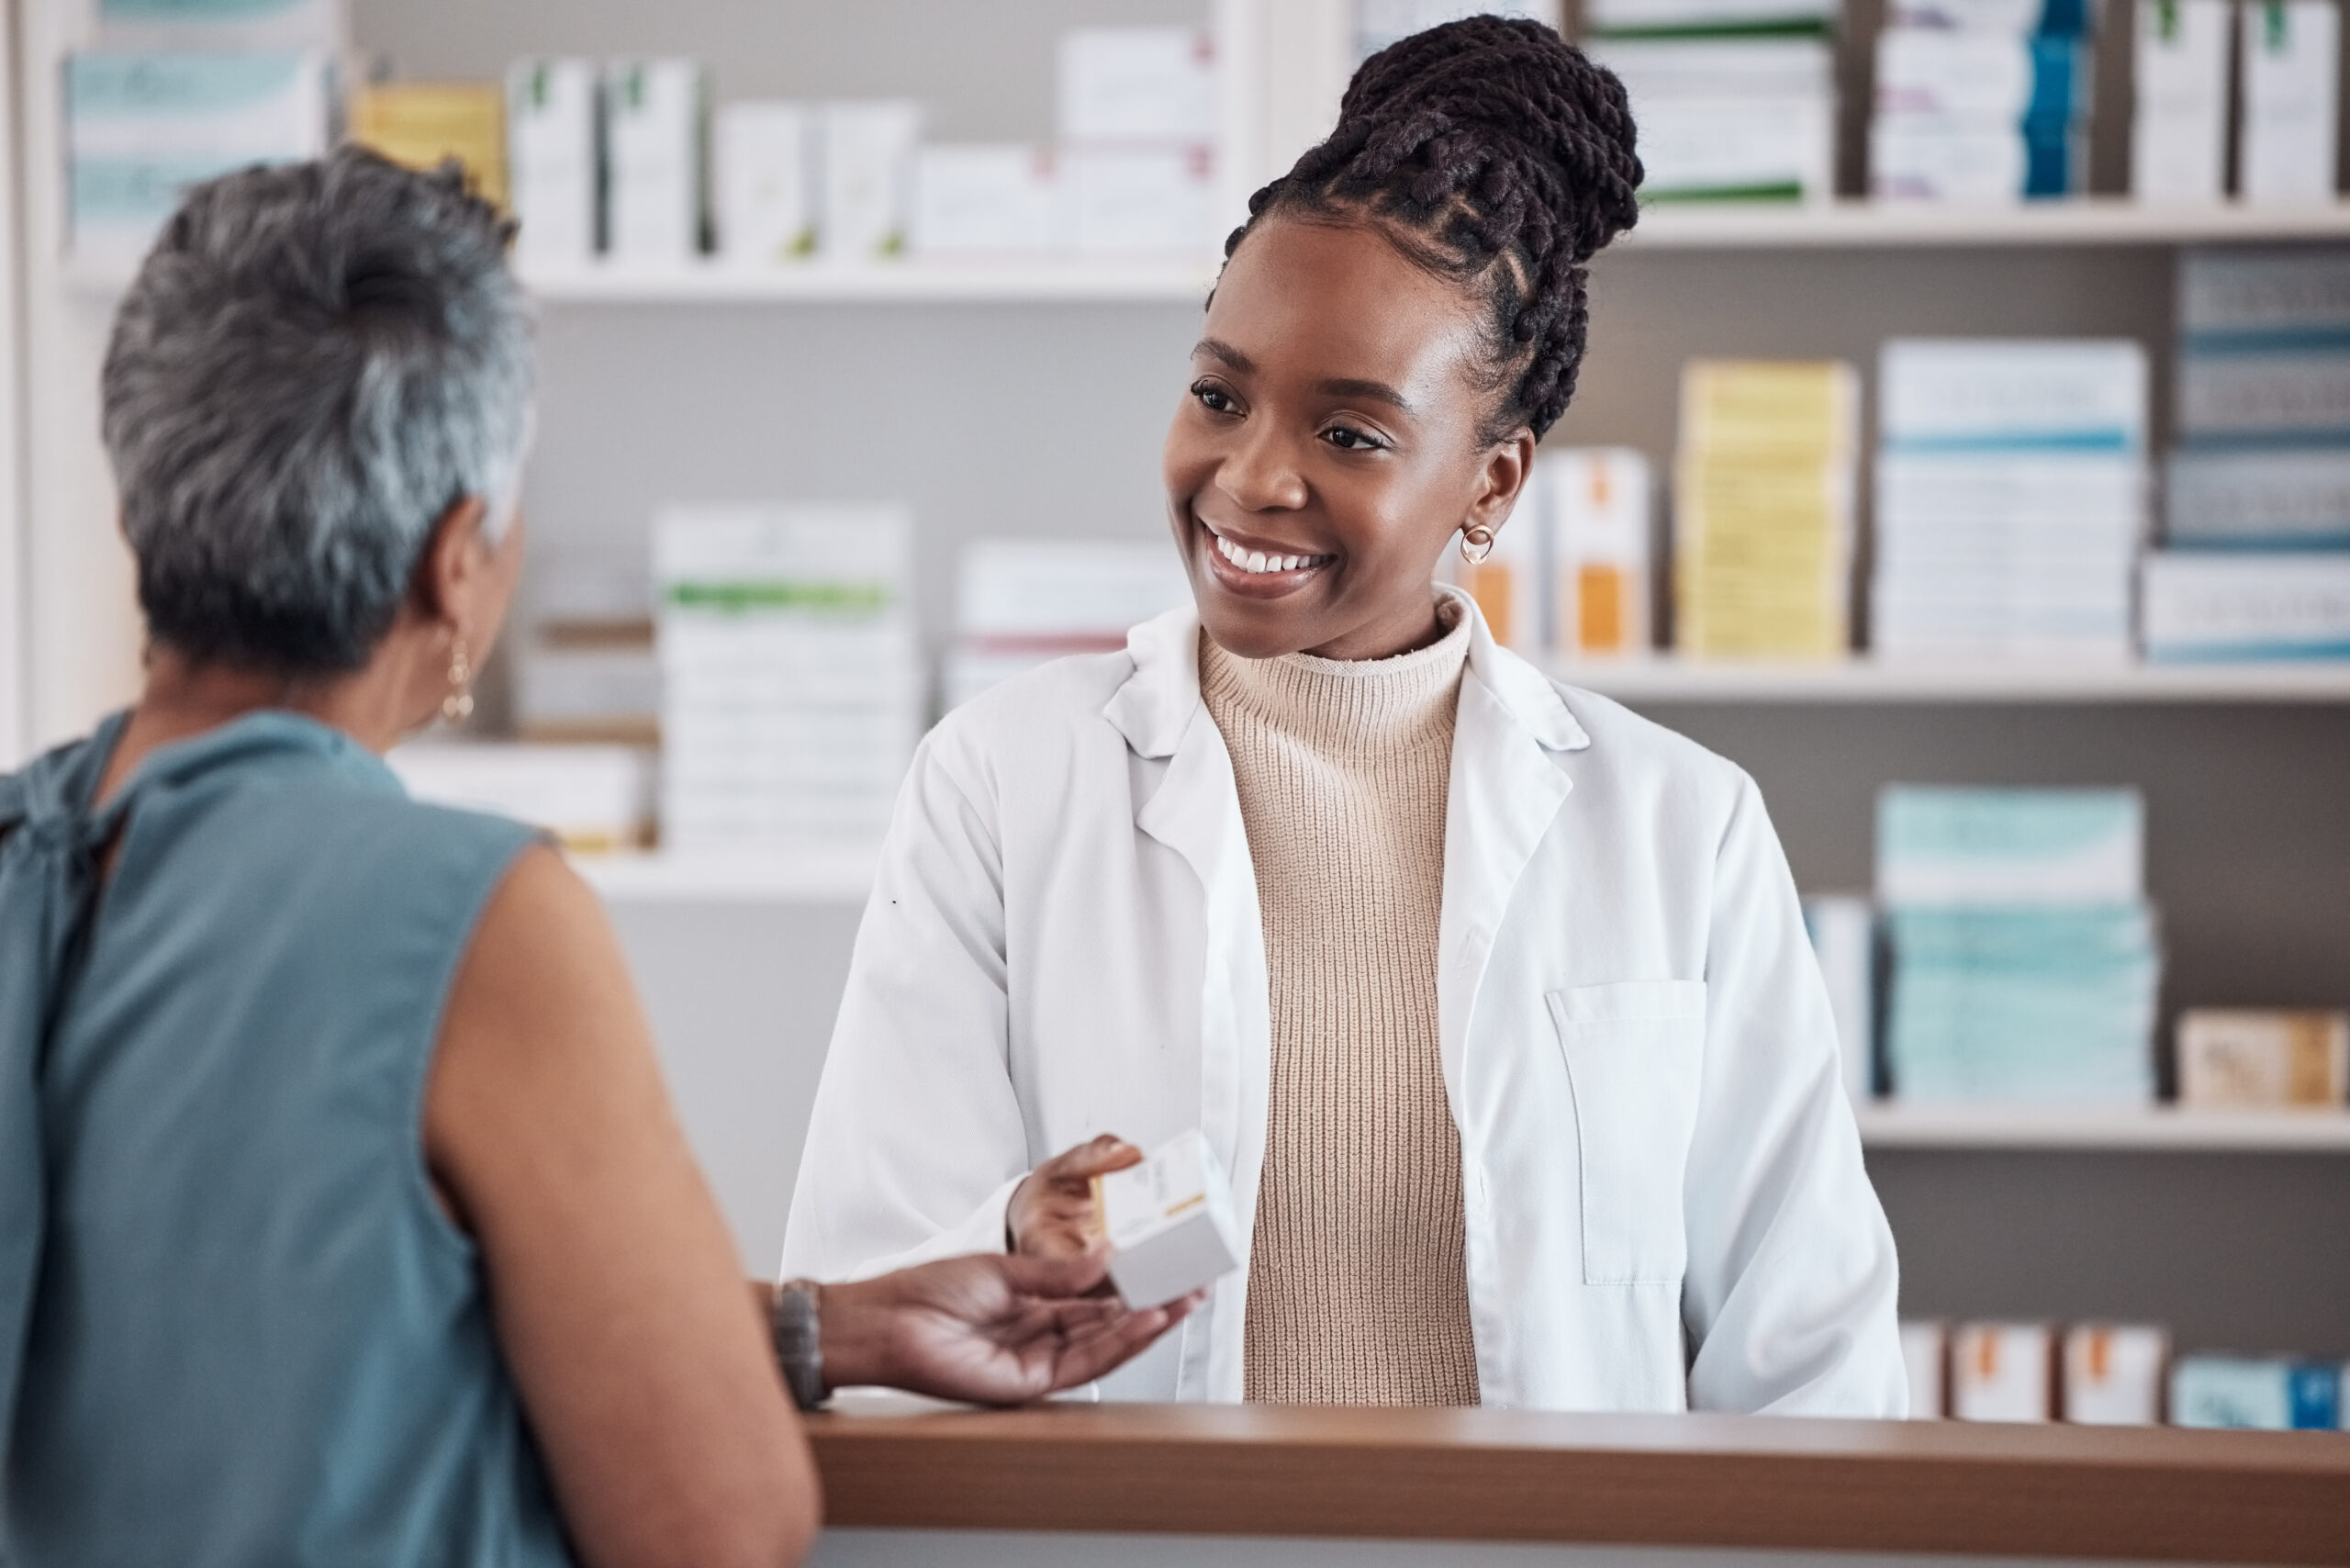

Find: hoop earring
<box><xmin>1460</xmin><ymin>525</ymin><xmax>1497</xmax><ymax>566</ymax></box>
<box><xmin>442</xmin><ymin>633</ymin><xmax>476</xmax><ymax>723</ymax></box>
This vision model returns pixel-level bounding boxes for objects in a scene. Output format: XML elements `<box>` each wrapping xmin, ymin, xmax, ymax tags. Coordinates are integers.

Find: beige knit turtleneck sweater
<box><xmin>1201</xmin><ymin>602</ymin><xmax>1480</xmax><ymax>1406</ymax></box>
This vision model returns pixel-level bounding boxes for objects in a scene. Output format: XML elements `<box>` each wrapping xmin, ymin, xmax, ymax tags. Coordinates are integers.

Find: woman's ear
<box><xmin>1468</xmin><ymin>429</ymin><xmax>1539</xmax><ymax>537</ymax></box>
<box><xmin>410</xmin><ymin>496</ymin><xmax>492</xmax><ymax>624</ymax></box>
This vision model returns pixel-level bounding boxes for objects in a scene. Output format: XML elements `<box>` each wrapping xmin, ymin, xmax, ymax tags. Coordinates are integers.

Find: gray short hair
<box><xmin>103</xmin><ymin>147</ymin><xmax>533</xmax><ymax>674</ymax></box>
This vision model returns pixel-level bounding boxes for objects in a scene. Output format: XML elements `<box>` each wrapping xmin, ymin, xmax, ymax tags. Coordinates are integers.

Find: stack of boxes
<box><xmin>1456</xmin><ymin>447</ymin><xmax>1655</xmax><ymax>661</ymax></box>
<box><xmin>2145</xmin><ymin>249</ymin><xmax>2350</xmax><ymax>662</ymax></box>
<box><xmin>1672</xmin><ymin>360</ymin><xmax>1859</xmax><ymax>660</ymax></box>
<box><xmin>941</xmin><ymin>540</ymin><xmax>1192</xmax><ymax>710</ymax></box>
<box><xmin>1877</xmin><ymin>785</ymin><xmax>2161</xmax><ymax>1104</ymax></box>
<box><xmin>1356</xmin><ymin>0</ymin><xmax>1561</xmax><ymax>59</ymax></box>
<box><xmin>2131</xmin><ymin>0</ymin><xmax>2231</xmax><ymax>201</ymax></box>
<box><xmin>1055</xmin><ymin>28</ymin><xmax>1221</xmax><ymax>255</ymax></box>
<box><xmin>65</xmin><ymin>0</ymin><xmax>339</xmax><ymax>264</ymax></box>
<box><xmin>1903</xmin><ymin>1318</ymin><xmax>2350</xmax><ymax>1427</ymax></box>
<box><xmin>1587</xmin><ymin>0</ymin><xmax>1838</xmax><ymax>203</ymax></box>
<box><xmin>1870</xmin><ymin>0</ymin><xmax>2091</xmax><ymax>202</ymax></box>
<box><xmin>1872</xmin><ymin>339</ymin><xmax>2146</xmax><ymax>665</ymax></box>
<box><xmin>654</xmin><ymin>505</ymin><xmax>921</xmax><ymax>855</ymax></box>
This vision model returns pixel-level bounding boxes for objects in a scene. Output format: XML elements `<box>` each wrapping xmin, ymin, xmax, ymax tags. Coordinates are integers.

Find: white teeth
<box><xmin>1211</xmin><ymin>530</ymin><xmax>1323</xmax><ymax>575</ymax></box>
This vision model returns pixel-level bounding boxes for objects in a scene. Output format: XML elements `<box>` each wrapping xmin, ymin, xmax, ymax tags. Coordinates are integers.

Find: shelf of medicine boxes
<box><xmin>1852</xmin><ymin>1103</ymin><xmax>2350</xmax><ymax>1151</ymax></box>
<box><xmin>1548</xmin><ymin>657</ymin><xmax>2350</xmax><ymax>703</ymax></box>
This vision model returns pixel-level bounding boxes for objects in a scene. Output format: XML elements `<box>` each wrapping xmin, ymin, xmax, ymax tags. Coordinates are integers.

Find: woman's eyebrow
<box><xmin>1315</xmin><ymin>376</ymin><xmax>1415</xmax><ymax>415</ymax></box>
<box><xmin>1194</xmin><ymin>337</ymin><xmax>1254</xmax><ymax>373</ymax></box>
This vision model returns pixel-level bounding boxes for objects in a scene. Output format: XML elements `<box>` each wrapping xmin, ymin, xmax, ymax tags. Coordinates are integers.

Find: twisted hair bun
<box><xmin>1230</xmin><ymin>15</ymin><xmax>1642</xmax><ymax>438</ymax></box>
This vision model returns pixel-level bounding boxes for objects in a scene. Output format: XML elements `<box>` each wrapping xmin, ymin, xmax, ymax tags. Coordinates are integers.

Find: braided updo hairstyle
<box><xmin>1225</xmin><ymin>15</ymin><xmax>1642</xmax><ymax>441</ymax></box>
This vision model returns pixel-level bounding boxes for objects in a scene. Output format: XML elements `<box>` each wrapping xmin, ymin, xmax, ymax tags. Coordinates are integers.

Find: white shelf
<box><xmin>1856</xmin><ymin>1103</ymin><xmax>2350</xmax><ymax>1151</ymax></box>
<box><xmin>1623</xmin><ymin>197</ymin><xmax>2350</xmax><ymax>249</ymax></box>
<box><xmin>516</xmin><ymin>256</ymin><xmax>1222</xmax><ymax>304</ymax></box>
<box><xmin>571</xmin><ymin>847</ymin><xmax>877</xmax><ymax>903</ymax></box>
<box><xmin>1549</xmin><ymin>657</ymin><xmax>2350</xmax><ymax>703</ymax></box>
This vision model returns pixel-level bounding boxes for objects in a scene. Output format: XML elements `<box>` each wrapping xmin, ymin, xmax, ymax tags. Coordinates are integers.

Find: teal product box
<box><xmin>2171</xmin><ymin>1356</ymin><xmax>2344</xmax><ymax>1429</ymax></box>
<box><xmin>66</xmin><ymin>51</ymin><xmax>330</xmax><ymax>265</ymax></box>
<box><xmin>1876</xmin><ymin>786</ymin><xmax>2143</xmax><ymax>907</ymax></box>
<box><xmin>2164</xmin><ymin>446</ymin><xmax>2350</xmax><ymax>549</ymax></box>
<box><xmin>93</xmin><ymin>0</ymin><xmax>342</xmax><ymax>50</ymax></box>
<box><xmin>1888</xmin><ymin>0</ymin><xmax>2094</xmax><ymax>35</ymax></box>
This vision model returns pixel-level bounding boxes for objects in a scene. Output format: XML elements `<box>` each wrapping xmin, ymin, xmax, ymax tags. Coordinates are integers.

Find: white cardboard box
<box><xmin>912</xmin><ymin>145</ymin><xmax>1063</xmax><ymax>254</ymax></box>
<box><xmin>1952</xmin><ymin>1322</ymin><xmax>2056</xmax><ymax>1422</ymax></box>
<box><xmin>1058</xmin><ymin>28</ymin><xmax>1217</xmax><ymax>142</ymax></box>
<box><xmin>2062</xmin><ymin>1325</ymin><xmax>2169</xmax><ymax>1425</ymax></box>
<box><xmin>2177</xmin><ymin>1009</ymin><xmax>2350</xmax><ymax>1107</ymax></box>
<box><xmin>507</xmin><ymin>59</ymin><xmax>598</xmax><ymax>265</ymax></box>
<box><xmin>2132</xmin><ymin>0</ymin><xmax>2231</xmax><ymax>200</ymax></box>
<box><xmin>1899</xmin><ymin>1320</ymin><xmax>1948</xmax><ymax>1418</ymax></box>
<box><xmin>1545</xmin><ymin>446</ymin><xmax>1653</xmax><ymax>657</ymax></box>
<box><xmin>714</xmin><ymin>102</ymin><xmax>814</xmax><ymax>265</ymax></box>
<box><xmin>2141</xmin><ymin>551</ymin><xmax>2350</xmax><ymax>659</ymax></box>
<box><xmin>605</xmin><ymin>59</ymin><xmax>706</xmax><ymax>263</ymax></box>
<box><xmin>1065</xmin><ymin>144</ymin><xmax>1216</xmax><ymax>253</ymax></box>
<box><xmin>1095</xmin><ymin>1129</ymin><xmax>1244</xmax><ymax>1309</ymax></box>
<box><xmin>821</xmin><ymin>100</ymin><xmax>922</xmax><ymax>263</ymax></box>
<box><xmin>2238</xmin><ymin>0</ymin><xmax>2341</xmax><ymax>201</ymax></box>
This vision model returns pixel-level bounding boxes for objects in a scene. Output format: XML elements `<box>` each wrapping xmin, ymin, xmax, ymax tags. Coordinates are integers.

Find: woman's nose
<box><xmin>1217</xmin><ymin>426</ymin><xmax>1309</xmax><ymax>513</ymax></box>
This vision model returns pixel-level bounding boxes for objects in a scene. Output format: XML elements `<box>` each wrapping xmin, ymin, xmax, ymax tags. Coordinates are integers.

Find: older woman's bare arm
<box><xmin>427</xmin><ymin>845</ymin><xmax>816</xmax><ymax>1568</ymax></box>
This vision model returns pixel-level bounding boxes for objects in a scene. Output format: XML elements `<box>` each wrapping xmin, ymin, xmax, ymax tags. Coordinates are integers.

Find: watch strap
<box><xmin>771</xmin><ymin>1279</ymin><xmax>826</xmax><ymax>1412</ymax></box>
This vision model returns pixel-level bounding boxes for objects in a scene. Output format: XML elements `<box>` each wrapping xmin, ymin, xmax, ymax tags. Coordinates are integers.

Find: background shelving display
<box><xmin>1547</xmin><ymin>658</ymin><xmax>2350</xmax><ymax>703</ymax></box>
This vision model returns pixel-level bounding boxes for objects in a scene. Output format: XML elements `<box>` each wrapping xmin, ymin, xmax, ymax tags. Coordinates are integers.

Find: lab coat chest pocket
<box><xmin>1548</xmin><ymin>980</ymin><xmax>1708</xmax><ymax>1287</ymax></box>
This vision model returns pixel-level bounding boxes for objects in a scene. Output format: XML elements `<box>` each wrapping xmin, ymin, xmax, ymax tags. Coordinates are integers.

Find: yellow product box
<box><xmin>348</xmin><ymin>82</ymin><xmax>509</xmax><ymax>210</ymax></box>
<box><xmin>2177</xmin><ymin>1009</ymin><xmax>2349</xmax><ymax>1108</ymax></box>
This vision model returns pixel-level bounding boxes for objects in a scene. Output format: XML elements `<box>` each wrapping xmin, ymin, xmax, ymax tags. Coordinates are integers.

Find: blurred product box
<box><xmin>2177</xmin><ymin>347</ymin><xmax>2350</xmax><ymax>438</ymax></box>
<box><xmin>65</xmin><ymin>51</ymin><xmax>330</xmax><ymax>264</ymax></box>
<box><xmin>2237</xmin><ymin>0</ymin><xmax>2340</xmax><ymax>203</ymax></box>
<box><xmin>1952</xmin><ymin>1322</ymin><xmax>2055</xmax><ymax>1422</ymax></box>
<box><xmin>1673</xmin><ymin>360</ymin><xmax>1858</xmax><ymax>659</ymax></box>
<box><xmin>1058</xmin><ymin>28</ymin><xmax>1217</xmax><ymax>143</ymax></box>
<box><xmin>1593</xmin><ymin>39</ymin><xmax>1835</xmax><ymax>202</ymax></box>
<box><xmin>515</xmin><ymin>625</ymin><xmax>660</xmax><ymax>746</ymax></box>
<box><xmin>1874</xmin><ymin>29</ymin><xmax>2087</xmax><ymax>122</ymax></box>
<box><xmin>2165</xmin><ymin>447</ymin><xmax>2350</xmax><ymax>549</ymax></box>
<box><xmin>2062</xmin><ymin>1325</ymin><xmax>2168</xmax><ymax>1424</ymax></box>
<box><xmin>1899</xmin><ymin>1320</ymin><xmax>1948</xmax><ymax>1417</ymax></box>
<box><xmin>88</xmin><ymin>0</ymin><xmax>344</xmax><ymax>50</ymax></box>
<box><xmin>1870</xmin><ymin>118</ymin><xmax>2078</xmax><ymax>200</ymax></box>
<box><xmin>1803</xmin><ymin>892</ymin><xmax>1878</xmax><ymax>1102</ymax></box>
<box><xmin>2177</xmin><ymin>1009</ymin><xmax>2350</xmax><ymax>1108</ymax></box>
<box><xmin>1356</xmin><ymin>0</ymin><xmax>1561</xmax><ymax>59</ymax></box>
<box><xmin>2179</xmin><ymin>246</ymin><xmax>2350</xmax><ymax>335</ymax></box>
<box><xmin>1455</xmin><ymin>494</ymin><xmax>1545</xmax><ymax>653</ymax></box>
<box><xmin>912</xmin><ymin>145</ymin><xmax>1063</xmax><ymax>255</ymax></box>
<box><xmin>655</xmin><ymin>504</ymin><xmax>920</xmax><ymax>852</ymax></box>
<box><xmin>506</xmin><ymin>60</ymin><xmax>599</xmax><ymax>265</ymax></box>
<box><xmin>2132</xmin><ymin>0</ymin><xmax>2230</xmax><ymax>201</ymax></box>
<box><xmin>1098</xmin><ymin>1129</ymin><xmax>1245</xmax><ymax>1309</ymax></box>
<box><xmin>1585</xmin><ymin>0</ymin><xmax>1838</xmax><ymax>33</ymax></box>
<box><xmin>348</xmin><ymin>82</ymin><xmax>507</xmax><ymax>209</ymax></box>
<box><xmin>944</xmin><ymin>539</ymin><xmax>1190</xmax><ymax>709</ymax></box>
<box><xmin>2171</xmin><ymin>1355</ymin><xmax>2344</xmax><ymax>1428</ymax></box>
<box><xmin>713</xmin><ymin>102</ymin><xmax>814</xmax><ymax>265</ymax></box>
<box><xmin>387</xmin><ymin>743</ymin><xmax>655</xmax><ymax>855</ymax></box>
<box><xmin>1545</xmin><ymin>446</ymin><xmax>1653</xmax><ymax>658</ymax></box>
<box><xmin>604</xmin><ymin>59</ymin><xmax>706</xmax><ymax>263</ymax></box>
<box><xmin>1879</xmin><ymin>787</ymin><xmax>2158</xmax><ymax>1104</ymax></box>
<box><xmin>2140</xmin><ymin>552</ymin><xmax>2350</xmax><ymax>660</ymax></box>
<box><xmin>1874</xmin><ymin>339</ymin><xmax>2145</xmax><ymax>664</ymax></box>
<box><xmin>1066</xmin><ymin>145</ymin><xmax>1215</xmax><ymax>253</ymax></box>
<box><xmin>1887</xmin><ymin>0</ymin><xmax>2088</xmax><ymax>28</ymax></box>
<box><xmin>820</xmin><ymin>100</ymin><xmax>922</xmax><ymax>263</ymax></box>
<box><xmin>1878</xmin><ymin>786</ymin><xmax>2143</xmax><ymax>906</ymax></box>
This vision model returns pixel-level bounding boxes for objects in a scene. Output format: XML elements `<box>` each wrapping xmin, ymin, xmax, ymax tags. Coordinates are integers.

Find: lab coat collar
<box><xmin>1102</xmin><ymin>587</ymin><xmax>1592</xmax><ymax>759</ymax></box>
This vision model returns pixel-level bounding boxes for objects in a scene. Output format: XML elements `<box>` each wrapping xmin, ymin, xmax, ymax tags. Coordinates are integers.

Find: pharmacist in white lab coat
<box><xmin>783</xmin><ymin>18</ymin><xmax>1905</xmax><ymax>1414</ymax></box>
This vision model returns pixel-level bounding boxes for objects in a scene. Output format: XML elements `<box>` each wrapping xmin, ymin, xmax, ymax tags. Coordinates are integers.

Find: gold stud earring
<box><xmin>442</xmin><ymin>633</ymin><xmax>476</xmax><ymax>723</ymax></box>
<box><xmin>1460</xmin><ymin>524</ymin><xmax>1498</xmax><ymax>566</ymax></box>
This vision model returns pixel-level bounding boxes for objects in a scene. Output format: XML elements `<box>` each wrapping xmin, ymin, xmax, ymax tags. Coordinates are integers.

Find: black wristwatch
<box><xmin>771</xmin><ymin>1280</ymin><xmax>827</xmax><ymax>1412</ymax></box>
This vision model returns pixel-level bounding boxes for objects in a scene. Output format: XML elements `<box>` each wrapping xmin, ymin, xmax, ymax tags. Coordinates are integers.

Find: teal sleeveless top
<box><xmin>0</xmin><ymin>711</ymin><xmax>576</xmax><ymax>1567</ymax></box>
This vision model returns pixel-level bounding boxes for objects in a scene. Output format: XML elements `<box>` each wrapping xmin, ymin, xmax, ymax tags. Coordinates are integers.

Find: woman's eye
<box><xmin>1191</xmin><ymin>381</ymin><xmax>1237</xmax><ymax>414</ymax></box>
<box><xmin>1323</xmin><ymin>425</ymin><xmax>1385</xmax><ymax>452</ymax></box>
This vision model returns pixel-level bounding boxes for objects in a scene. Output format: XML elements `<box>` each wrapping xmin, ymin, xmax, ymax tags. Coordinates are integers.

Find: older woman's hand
<box><xmin>816</xmin><ymin>1253</ymin><xmax>1199</xmax><ymax>1406</ymax></box>
<box><xmin>1004</xmin><ymin>1134</ymin><xmax>1144</xmax><ymax>1259</ymax></box>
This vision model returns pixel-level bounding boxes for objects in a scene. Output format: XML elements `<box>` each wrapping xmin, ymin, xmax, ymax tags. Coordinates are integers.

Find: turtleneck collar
<box><xmin>1198</xmin><ymin>595</ymin><xmax>1471</xmax><ymax>756</ymax></box>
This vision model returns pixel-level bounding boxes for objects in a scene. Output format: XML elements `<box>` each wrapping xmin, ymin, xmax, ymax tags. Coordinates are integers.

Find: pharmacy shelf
<box><xmin>1623</xmin><ymin>198</ymin><xmax>2350</xmax><ymax>250</ymax></box>
<box><xmin>1856</xmin><ymin>1103</ymin><xmax>2350</xmax><ymax>1151</ymax></box>
<box><xmin>1550</xmin><ymin>658</ymin><xmax>2350</xmax><ymax>704</ymax></box>
<box><xmin>572</xmin><ymin>846</ymin><xmax>877</xmax><ymax>903</ymax></box>
<box><xmin>517</xmin><ymin>256</ymin><xmax>1223</xmax><ymax>304</ymax></box>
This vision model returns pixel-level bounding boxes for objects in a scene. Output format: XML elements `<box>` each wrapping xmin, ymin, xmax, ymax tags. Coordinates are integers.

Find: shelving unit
<box><xmin>1547</xmin><ymin>658</ymin><xmax>2350</xmax><ymax>704</ymax></box>
<box><xmin>1853</xmin><ymin>1104</ymin><xmax>2350</xmax><ymax>1152</ymax></box>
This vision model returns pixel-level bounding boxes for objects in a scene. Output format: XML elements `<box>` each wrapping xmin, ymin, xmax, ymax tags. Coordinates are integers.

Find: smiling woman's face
<box><xmin>1163</xmin><ymin>215</ymin><xmax>1536</xmax><ymax>662</ymax></box>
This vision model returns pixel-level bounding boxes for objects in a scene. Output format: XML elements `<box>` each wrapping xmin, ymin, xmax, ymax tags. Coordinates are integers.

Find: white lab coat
<box><xmin>782</xmin><ymin>592</ymin><xmax>1905</xmax><ymax>1415</ymax></box>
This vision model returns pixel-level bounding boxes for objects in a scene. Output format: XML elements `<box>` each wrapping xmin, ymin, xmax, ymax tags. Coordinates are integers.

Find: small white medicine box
<box><xmin>1094</xmin><ymin>1129</ymin><xmax>1243</xmax><ymax>1308</ymax></box>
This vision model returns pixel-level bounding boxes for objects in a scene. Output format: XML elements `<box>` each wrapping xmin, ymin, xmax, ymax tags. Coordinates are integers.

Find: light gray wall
<box><xmin>360</xmin><ymin>0</ymin><xmax>2350</xmax><ymax>1361</ymax></box>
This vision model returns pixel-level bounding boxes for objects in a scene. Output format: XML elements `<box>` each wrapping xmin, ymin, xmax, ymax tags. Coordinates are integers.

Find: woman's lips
<box><xmin>1194</xmin><ymin>515</ymin><xmax>1333</xmax><ymax>599</ymax></box>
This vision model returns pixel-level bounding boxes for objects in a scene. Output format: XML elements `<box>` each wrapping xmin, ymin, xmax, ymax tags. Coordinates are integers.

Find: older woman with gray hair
<box><xmin>0</xmin><ymin>148</ymin><xmax>1187</xmax><ymax>1568</ymax></box>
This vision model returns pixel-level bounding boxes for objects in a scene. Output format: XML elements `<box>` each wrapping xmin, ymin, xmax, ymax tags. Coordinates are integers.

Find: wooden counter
<box><xmin>807</xmin><ymin>1402</ymin><xmax>2350</xmax><ymax>1563</ymax></box>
